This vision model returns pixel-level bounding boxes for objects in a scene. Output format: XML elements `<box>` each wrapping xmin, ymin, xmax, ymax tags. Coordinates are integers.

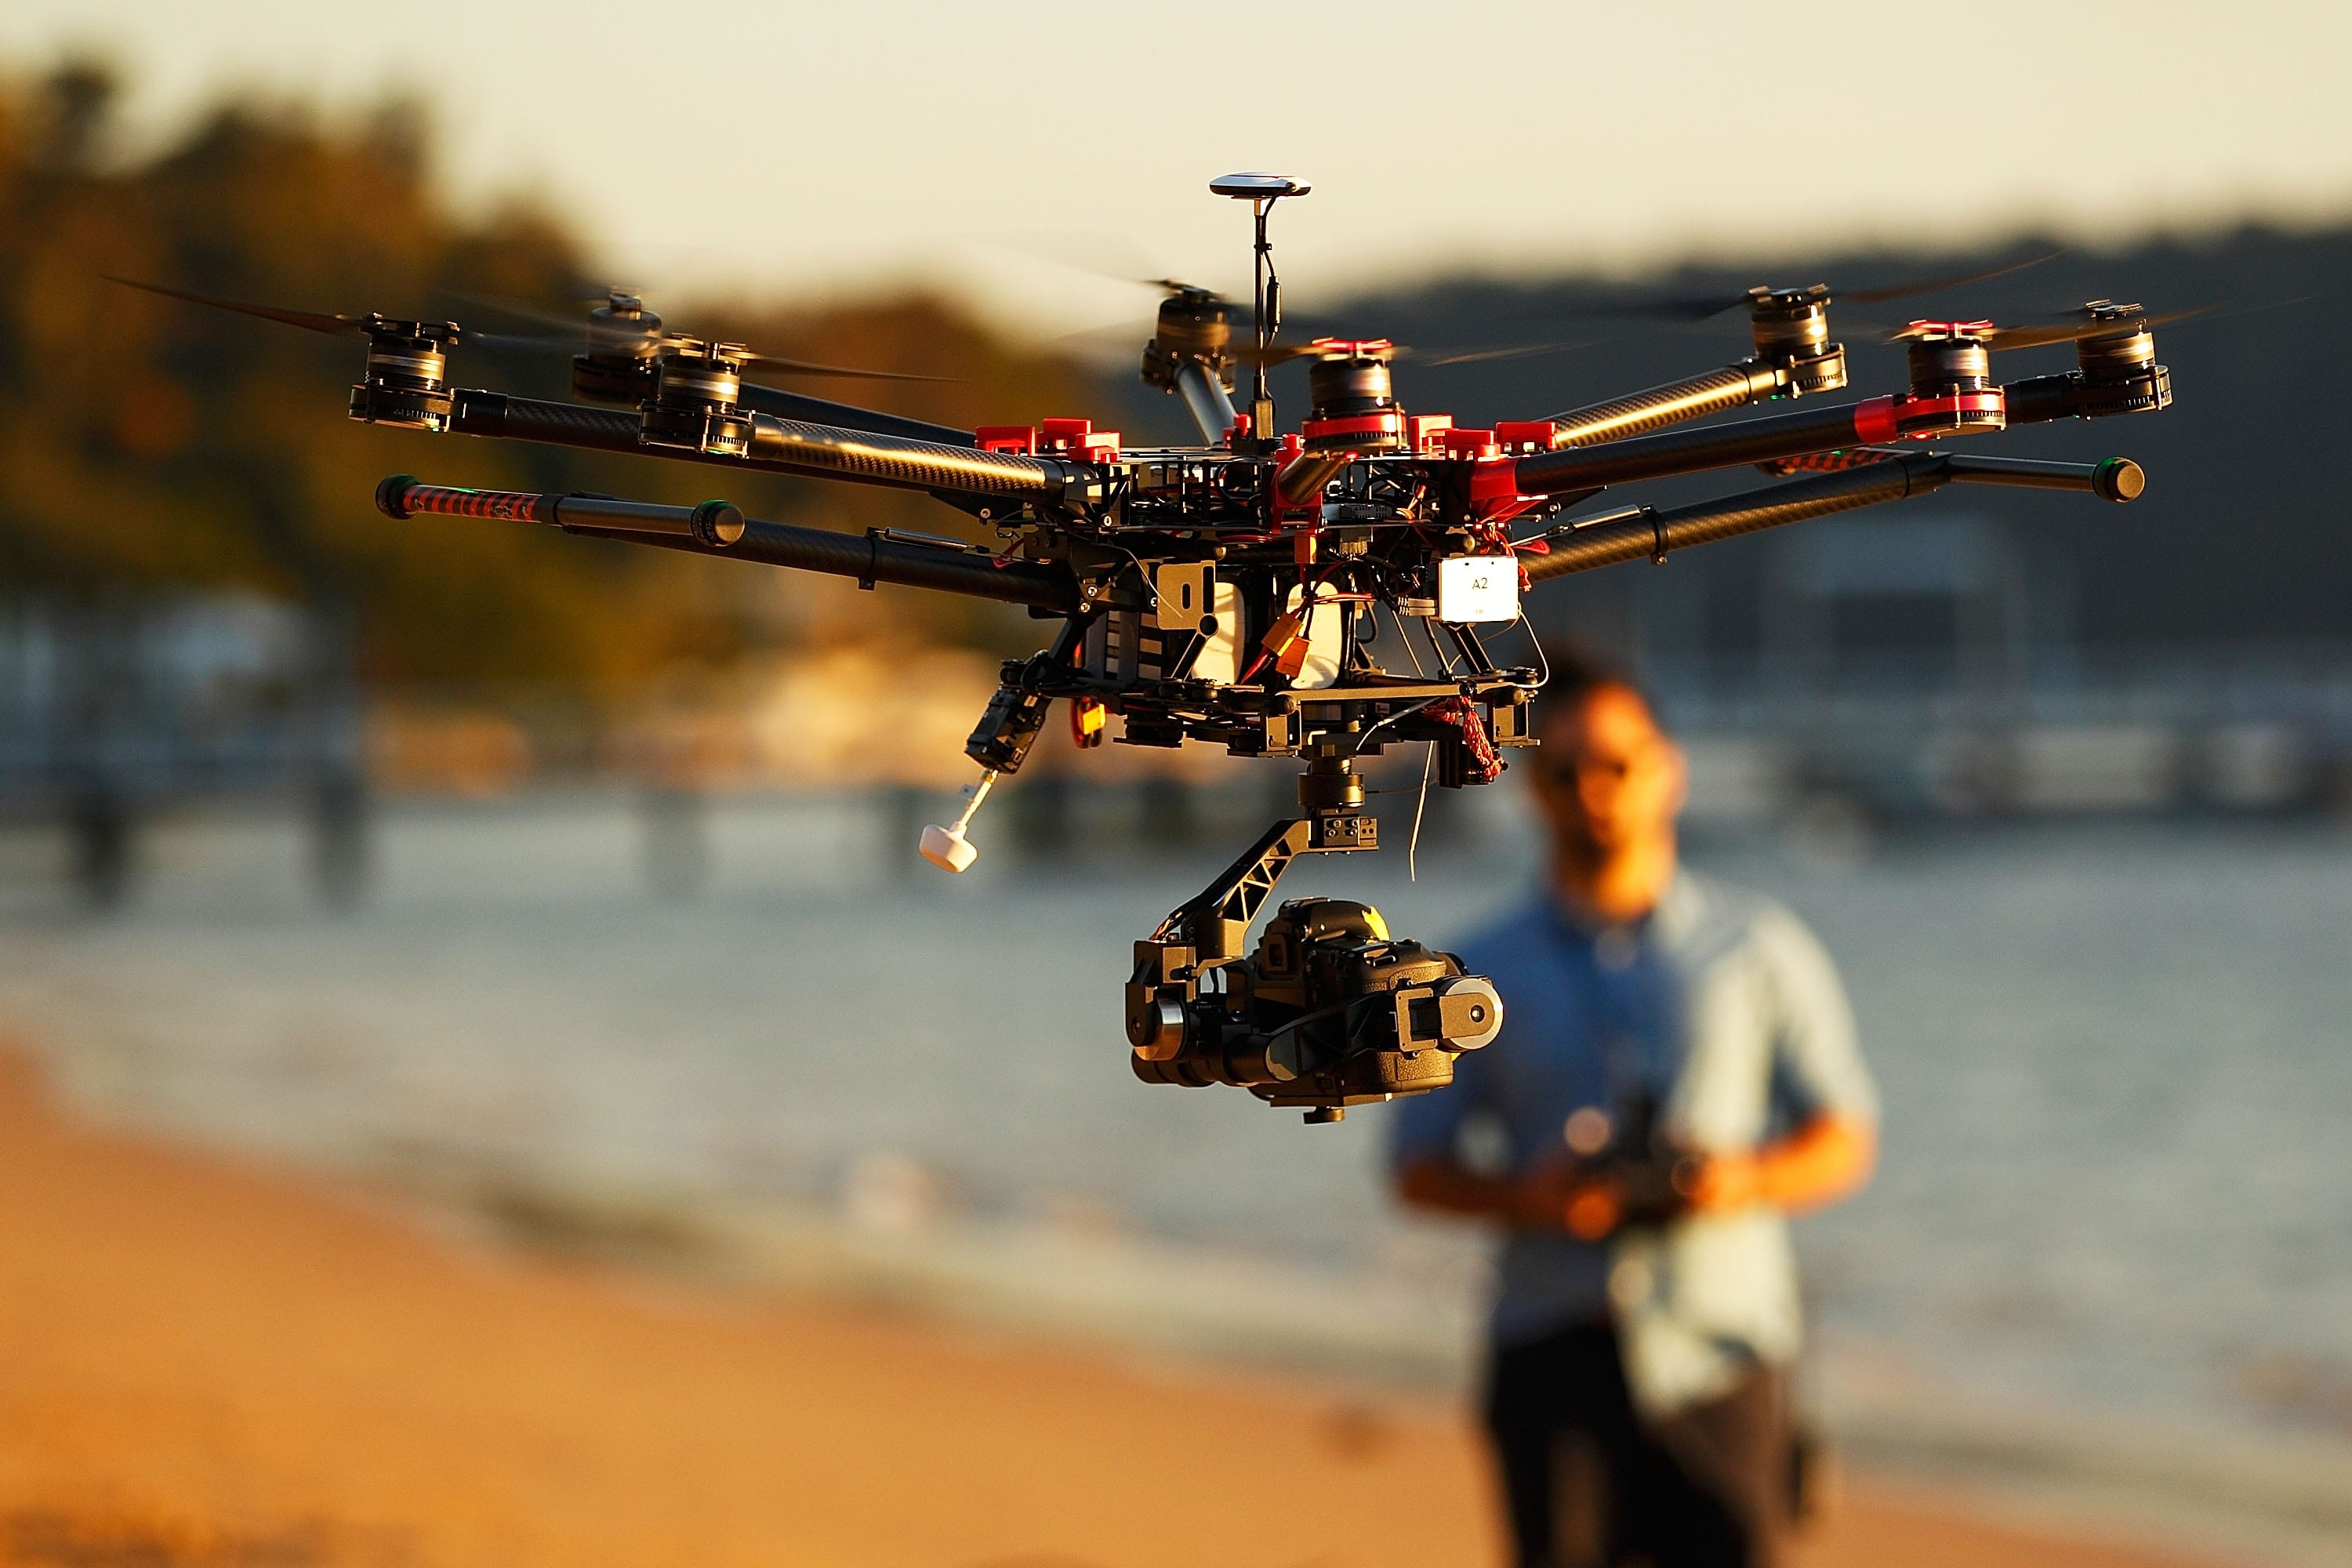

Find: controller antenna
<box><xmin>920</xmin><ymin>770</ymin><xmax>999</xmax><ymax>873</ymax></box>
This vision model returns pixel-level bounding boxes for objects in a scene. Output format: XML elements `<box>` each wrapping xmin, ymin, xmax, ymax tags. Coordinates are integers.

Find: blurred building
<box><xmin>0</xmin><ymin>592</ymin><xmax>365</xmax><ymax>904</ymax></box>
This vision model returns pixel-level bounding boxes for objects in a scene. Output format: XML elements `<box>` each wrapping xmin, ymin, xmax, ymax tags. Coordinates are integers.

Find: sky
<box><xmin>8</xmin><ymin>0</ymin><xmax>2352</xmax><ymax>337</ymax></box>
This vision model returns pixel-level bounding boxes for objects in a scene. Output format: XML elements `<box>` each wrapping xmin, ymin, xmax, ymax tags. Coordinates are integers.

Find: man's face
<box><xmin>1532</xmin><ymin>684</ymin><xmax>1686</xmax><ymax>858</ymax></box>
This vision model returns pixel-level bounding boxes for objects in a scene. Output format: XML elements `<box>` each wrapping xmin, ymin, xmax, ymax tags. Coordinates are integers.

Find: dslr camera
<box><xmin>1128</xmin><ymin>894</ymin><xmax>1503</xmax><ymax>1123</ymax></box>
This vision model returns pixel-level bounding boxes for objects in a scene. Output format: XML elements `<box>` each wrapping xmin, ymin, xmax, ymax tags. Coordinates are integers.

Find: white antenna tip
<box><xmin>919</xmin><ymin>823</ymin><xmax>978</xmax><ymax>873</ymax></box>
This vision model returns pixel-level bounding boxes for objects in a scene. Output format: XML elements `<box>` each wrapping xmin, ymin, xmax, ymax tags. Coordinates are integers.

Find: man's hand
<box><xmin>1680</xmin><ymin>1151</ymin><xmax>1761</xmax><ymax>1213</ymax></box>
<box><xmin>1396</xmin><ymin>1113</ymin><xmax>1875</xmax><ymax>1232</ymax></box>
<box><xmin>1680</xmin><ymin>1114</ymin><xmax>1875</xmax><ymax>1217</ymax></box>
<box><xmin>1520</xmin><ymin>1162</ymin><xmax>1626</xmax><ymax>1240</ymax></box>
<box><xmin>1560</xmin><ymin>1179</ymin><xmax>1624</xmax><ymax>1241</ymax></box>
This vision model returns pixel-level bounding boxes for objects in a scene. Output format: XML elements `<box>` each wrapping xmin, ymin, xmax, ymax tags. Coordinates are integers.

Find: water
<box><xmin>2</xmin><ymin>791</ymin><xmax>2349</xmax><ymax>1549</ymax></box>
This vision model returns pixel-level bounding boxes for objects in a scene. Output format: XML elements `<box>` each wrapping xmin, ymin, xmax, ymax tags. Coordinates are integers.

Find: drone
<box><xmin>113</xmin><ymin>172</ymin><xmax>2173</xmax><ymax>1123</ymax></box>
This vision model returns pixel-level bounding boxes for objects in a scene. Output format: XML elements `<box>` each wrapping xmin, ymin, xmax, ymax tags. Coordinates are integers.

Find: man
<box><xmin>1390</xmin><ymin>650</ymin><xmax>1878</xmax><ymax>1568</ymax></box>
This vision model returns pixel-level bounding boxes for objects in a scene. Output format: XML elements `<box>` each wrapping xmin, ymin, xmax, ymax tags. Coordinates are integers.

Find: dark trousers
<box><xmin>1483</xmin><ymin>1320</ymin><xmax>1786</xmax><ymax>1568</ymax></box>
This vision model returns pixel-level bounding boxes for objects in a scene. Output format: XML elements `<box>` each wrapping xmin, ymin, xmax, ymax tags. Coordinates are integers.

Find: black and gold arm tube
<box><xmin>1513</xmin><ymin>397</ymin><xmax>1897</xmax><ymax>496</ymax></box>
<box><xmin>375</xmin><ymin>477</ymin><xmax>1080</xmax><ymax>613</ymax></box>
<box><xmin>743</xmin><ymin>416</ymin><xmax>1072</xmax><ymax>501</ymax></box>
<box><xmin>1545</xmin><ymin>361</ymin><xmax>1789</xmax><ymax>446</ymax></box>
<box><xmin>1522</xmin><ymin>452</ymin><xmax>2143</xmax><ymax>585</ymax></box>
<box><xmin>445</xmin><ymin>391</ymin><xmax>1083</xmax><ymax>506</ymax></box>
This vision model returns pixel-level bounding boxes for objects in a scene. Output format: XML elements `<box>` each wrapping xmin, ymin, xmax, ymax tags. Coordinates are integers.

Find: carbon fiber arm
<box><xmin>1523</xmin><ymin>452</ymin><xmax>2140</xmax><ymax>584</ymax></box>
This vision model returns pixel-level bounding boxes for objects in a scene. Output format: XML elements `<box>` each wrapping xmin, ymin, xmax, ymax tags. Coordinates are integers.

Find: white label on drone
<box><xmin>1437</xmin><ymin>556</ymin><xmax>1521</xmax><ymax>624</ymax></box>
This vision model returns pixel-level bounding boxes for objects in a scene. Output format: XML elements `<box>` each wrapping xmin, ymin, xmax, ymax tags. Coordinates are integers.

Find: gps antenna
<box><xmin>920</xmin><ymin>770</ymin><xmax>998</xmax><ymax>873</ymax></box>
<box><xmin>1210</xmin><ymin>172</ymin><xmax>1310</xmax><ymax>440</ymax></box>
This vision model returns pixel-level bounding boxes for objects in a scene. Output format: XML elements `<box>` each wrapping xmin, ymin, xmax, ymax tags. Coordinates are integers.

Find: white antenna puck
<box><xmin>920</xmin><ymin>769</ymin><xmax>998</xmax><ymax>873</ymax></box>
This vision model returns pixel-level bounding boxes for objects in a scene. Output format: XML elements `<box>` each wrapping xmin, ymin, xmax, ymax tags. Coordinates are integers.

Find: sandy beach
<box><xmin>0</xmin><ymin>1047</ymin><xmax>2216</xmax><ymax>1568</ymax></box>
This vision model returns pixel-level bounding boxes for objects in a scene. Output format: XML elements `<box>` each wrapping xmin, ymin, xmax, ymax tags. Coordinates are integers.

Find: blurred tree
<box><xmin>27</xmin><ymin>57</ymin><xmax>116</xmax><ymax>172</ymax></box>
<box><xmin>0</xmin><ymin>62</ymin><xmax>1102</xmax><ymax>699</ymax></box>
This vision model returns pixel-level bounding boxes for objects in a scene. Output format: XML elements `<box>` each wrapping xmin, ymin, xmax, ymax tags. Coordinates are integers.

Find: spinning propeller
<box><xmin>1225</xmin><ymin>336</ymin><xmax>1404</xmax><ymax>368</ymax></box>
<box><xmin>1139</xmin><ymin>279</ymin><xmax>1239</xmax><ymax>361</ymax></box>
<box><xmin>105</xmin><ymin>275</ymin><xmax>476</xmax><ymax>431</ymax></box>
<box><xmin>1599</xmin><ymin>252</ymin><xmax>2066</xmax><ymax>324</ymax></box>
<box><xmin>103</xmin><ymin>275</ymin><xmax>456</xmax><ymax>340</ymax></box>
<box><xmin>1888</xmin><ymin>299</ymin><xmax>2207</xmax><ymax>350</ymax></box>
<box><xmin>109</xmin><ymin>276</ymin><xmax>945</xmax><ymax>385</ymax></box>
<box><xmin>1415</xmin><ymin>257</ymin><xmax>2067</xmax><ymax>390</ymax></box>
<box><xmin>1886</xmin><ymin>301</ymin><xmax>2194</xmax><ymax>423</ymax></box>
<box><xmin>459</xmin><ymin>288</ymin><xmax>953</xmax><ymax>382</ymax></box>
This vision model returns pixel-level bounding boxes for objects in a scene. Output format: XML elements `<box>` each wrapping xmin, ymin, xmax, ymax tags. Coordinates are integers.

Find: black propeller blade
<box><xmin>487</xmin><ymin>331</ymin><xmax>957</xmax><ymax>382</ymax></box>
<box><xmin>105</xmin><ymin>275</ymin><xmax>436</xmax><ymax>336</ymax></box>
<box><xmin>1583</xmin><ymin>250</ymin><xmax>2066</xmax><ymax>323</ymax></box>
<box><xmin>1225</xmin><ymin>336</ymin><xmax>1406</xmax><ymax>368</ymax></box>
<box><xmin>1841</xmin><ymin>252</ymin><xmax>2068</xmax><ymax>305</ymax></box>
<box><xmin>1423</xmin><ymin>336</ymin><xmax>1607</xmax><ymax>368</ymax></box>
<box><xmin>457</xmin><ymin>290</ymin><xmax>955</xmax><ymax>383</ymax></box>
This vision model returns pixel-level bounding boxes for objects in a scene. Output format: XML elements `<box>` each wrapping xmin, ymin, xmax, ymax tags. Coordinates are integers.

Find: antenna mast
<box><xmin>1210</xmin><ymin>172</ymin><xmax>1310</xmax><ymax>441</ymax></box>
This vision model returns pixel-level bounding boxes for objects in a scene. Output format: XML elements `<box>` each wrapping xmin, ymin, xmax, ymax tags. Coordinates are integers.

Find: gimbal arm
<box><xmin>1521</xmin><ymin>452</ymin><xmax>2142</xmax><ymax>584</ymax></box>
<box><xmin>1151</xmin><ymin>818</ymin><xmax>1319</xmax><ymax>965</ymax></box>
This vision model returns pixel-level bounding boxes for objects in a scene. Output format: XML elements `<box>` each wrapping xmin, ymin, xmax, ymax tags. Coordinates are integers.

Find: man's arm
<box><xmin>1395</xmin><ymin>1156</ymin><xmax>1627</xmax><ymax>1240</ymax></box>
<box><xmin>1395</xmin><ymin>1158</ymin><xmax>1533</xmax><ymax>1221</ymax></box>
<box><xmin>1688</xmin><ymin>903</ymin><xmax>1880</xmax><ymax>1218</ymax></box>
<box><xmin>1401</xmin><ymin>1110</ymin><xmax>1875</xmax><ymax>1230</ymax></box>
<box><xmin>1685</xmin><ymin>1112</ymin><xmax>1875</xmax><ymax>1215</ymax></box>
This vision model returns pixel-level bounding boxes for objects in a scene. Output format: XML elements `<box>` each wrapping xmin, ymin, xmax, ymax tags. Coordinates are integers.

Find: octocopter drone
<box><xmin>116</xmin><ymin>172</ymin><xmax>2173</xmax><ymax>1123</ymax></box>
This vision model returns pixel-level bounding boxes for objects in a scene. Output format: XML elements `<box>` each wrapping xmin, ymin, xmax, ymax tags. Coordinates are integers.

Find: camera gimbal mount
<box><xmin>1125</xmin><ymin>748</ymin><xmax>1503</xmax><ymax>1123</ymax></box>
